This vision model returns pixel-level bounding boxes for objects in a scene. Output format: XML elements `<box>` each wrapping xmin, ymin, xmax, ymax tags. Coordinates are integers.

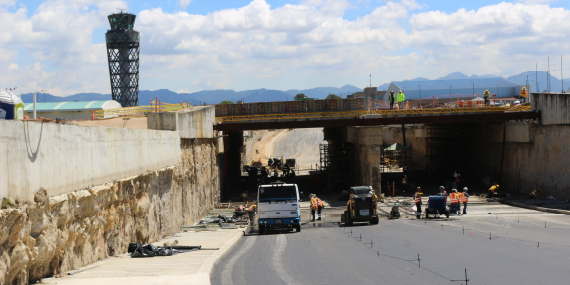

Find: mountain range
<box><xmin>20</xmin><ymin>71</ymin><xmax>570</xmax><ymax>104</ymax></box>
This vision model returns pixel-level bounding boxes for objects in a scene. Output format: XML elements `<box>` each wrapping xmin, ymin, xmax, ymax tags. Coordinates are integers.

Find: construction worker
<box><xmin>484</xmin><ymin>90</ymin><xmax>490</xmax><ymax>106</ymax></box>
<box><xmin>439</xmin><ymin>186</ymin><xmax>447</xmax><ymax>202</ymax></box>
<box><xmin>282</xmin><ymin>163</ymin><xmax>290</xmax><ymax>177</ymax></box>
<box><xmin>530</xmin><ymin>187</ymin><xmax>541</xmax><ymax>199</ymax></box>
<box><xmin>310</xmin><ymin>194</ymin><xmax>318</xmax><ymax>221</ymax></box>
<box><xmin>454</xmin><ymin>170</ymin><xmax>461</xmax><ymax>187</ymax></box>
<box><xmin>460</xmin><ymin>187</ymin><xmax>469</xmax><ymax>214</ymax></box>
<box><xmin>414</xmin><ymin>187</ymin><xmax>423</xmax><ymax>219</ymax></box>
<box><xmin>316</xmin><ymin>195</ymin><xmax>324</xmax><ymax>220</ymax></box>
<box><xmin>487</xmin><ymin>184</ymin><xmax>499</xmax><ymax>202</ymax></box>
<box><xmin>405</xmin><ymin>101</ymin><xmax>409</xmax><ymax>109</ymax></box>
<box><xmin>520</xmin><ymin>87</ymin><xmax>528</xmax><ymax>103</ymax></box>
<box><xmin>369</xmin><ymin>187</ymin><xmax>378</xmax><ymax>207</ymax></box>
<box><xmin>247</xmin><ymin>204</ymin><xmax>256</xmax><ymax>225</ymax></box>
<box><xmin>389</xmin><ymin>91</ymin><xmax>395</xmax><ymax>109</ymax></box>
<box><xmin>251</xmin><ymin>158</ymin><xmax>255</xmax><ymax>166</ymax></box>
<box><xmin>397</xmin><ymin>90</ymin><xmax>405</xmax><ymax>109</ymax></box>
<box><xmin>450</xmin><ymin>189</ymin><xmax>459</xmax><ymax>215</ymax></box>
<box><xmin>241</xmin><ymin>191</ymin><xmax>249</xmax><ymax>203</ymax></box>
<box><xmin>401</xmin><ymin>175</ymin><xmax>408</xmax><ymax>192</ymax></box>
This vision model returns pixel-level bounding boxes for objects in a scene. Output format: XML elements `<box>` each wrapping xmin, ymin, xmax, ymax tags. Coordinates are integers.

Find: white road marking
<box><xmin>221</xmin><ymin>236</ymin><xmax>257</xmax><ymax>285</ymax></box>
<box><xmin>272</xmin><ymin>234</ymin><xmax>300</xmax><ymax>285</ymax></box>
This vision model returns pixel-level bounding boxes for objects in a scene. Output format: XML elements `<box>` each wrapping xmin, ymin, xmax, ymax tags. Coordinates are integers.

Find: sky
<box><xmin>1</xmin><ymin>0</ymin><xmax>570</xmax><ymax>96</ymax></box>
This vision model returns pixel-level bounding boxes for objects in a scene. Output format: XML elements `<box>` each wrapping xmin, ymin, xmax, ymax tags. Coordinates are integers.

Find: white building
<box><xmin>23</xmin><ymin>100</ymin><xmax>121</xmax><ymax>120</ymax></box>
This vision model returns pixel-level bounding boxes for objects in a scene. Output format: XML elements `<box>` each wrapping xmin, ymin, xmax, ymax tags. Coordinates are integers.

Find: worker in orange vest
<box><xmin>316</xmin><ymin>195</ymin><xmax>324</xmax><ymax>220</ymax></box>
<box><xmin>310</xmin><ymin>194</ymin><xmax>324</xmax><ymax>221</ymax></box>
<box><xmin>449</xmin><ymin>189</ymin><xmax>459</xmax><ymax>215</ymax></box>
<box><xmin>414</xmin><ymin>187</ymin><xmax>423</xmax><ymax>219</ymax></box>
<box><xmin>460</xmin><ymin>187</ymin><xmax>469</xmax><ymax>214</ymax></box>
<box><xmin>520</xmin><ymin>87</ymin><xmax>528</xmax><ymax>103</ymax></box>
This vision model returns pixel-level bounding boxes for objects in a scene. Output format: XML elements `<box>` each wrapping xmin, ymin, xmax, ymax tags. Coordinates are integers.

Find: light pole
<box><xmin>471</xmin><ymin>80</ymin><xmax>475</xmax><ymax>100</ymax></box>
<box><xmin>449</xmin><ymin>85</ymin><xmax>452</xmax><ymax>106</ymax></box>
<box><xmin>40</xmin><ymin>89</ymin><xmax>46</xmax><ymax>103</ymax></box>
<box><xmin>419</xmin><ymin>82</ymin><xmax>421</xmax><ymax>108</ymax></box>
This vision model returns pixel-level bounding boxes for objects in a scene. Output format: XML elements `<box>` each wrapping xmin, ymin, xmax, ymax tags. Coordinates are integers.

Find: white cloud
<box><xmin>2</xmin><ymin>0</ymin><xmax>570</xmax><ymax>96</ymax></box>
<box><xmin>179</xmin><ymin>0</ymin><xmax>192</xmax><ymax>9</ymax></box>
<box><xmin>7</xmin><ymin>63</ymin><xmax>18</xmax><ymax>70</ymax></box>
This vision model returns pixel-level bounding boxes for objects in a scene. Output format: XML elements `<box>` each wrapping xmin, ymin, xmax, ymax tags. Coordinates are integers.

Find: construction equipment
<box><xmin>389</xmin><ymin>202</ymin><xmax>400</xmax><ymax>219</ymax></box>
<box><xmin>341</xmin><ymin>186</ymin><xmax>379</xmax><ymax>226</ymax></box>
<box><xmin>424</xmin><ymin>196</ymin><xmax>450</xmax><ymax>218</ymax></box>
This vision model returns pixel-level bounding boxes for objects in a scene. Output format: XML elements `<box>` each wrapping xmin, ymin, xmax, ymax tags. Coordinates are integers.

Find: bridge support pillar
<box><xmin>347</xmin><ymin>127</ymin><xmax>383</xmax><ymax>193</ymax></box>
<box><xmin>324</xmin><ymin>126</ymin><xmax>383</xmax><ymax>193</ymax></box>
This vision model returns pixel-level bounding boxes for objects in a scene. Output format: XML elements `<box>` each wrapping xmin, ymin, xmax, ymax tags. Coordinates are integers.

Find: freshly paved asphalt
<box><xmin>212</xmin><ymin>197</ymin><xmax>570</xmax><ymax>285</ymax></box>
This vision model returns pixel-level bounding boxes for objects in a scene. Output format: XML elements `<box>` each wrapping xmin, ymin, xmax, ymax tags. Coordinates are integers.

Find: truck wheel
<box><xmin>346</xmin><ymin>211</ymin><xmax>353</xmax><ymax>227</ymax></box>
<box><xmin>259</xmin><ymin>225</ymin><xmax>265</xmax><ymax>235</ymax></box>
<box><xmin>445</xmin><ymin>210</ymin><xmax>450</xmax><ymax>219</ymax></box>
<box><xmin>295</xmin><ymin>225</ymin><xmax>301</xmax><ymax>232</ymax></box>
<box><xmin>371</xmin><ymin>214</ymin><xmax>379</xmax><ymax>225</ymax></box>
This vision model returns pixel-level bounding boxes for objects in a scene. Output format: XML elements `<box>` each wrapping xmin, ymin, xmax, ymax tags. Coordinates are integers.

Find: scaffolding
<box><xmin>319</xmin><ymin>143</ymin><xmax>354</xmax><ymax>194</ymax></box>
<box><xmin>425</xmin><ymin>124</ymin><xmax>465</xmax><ymax>177</ymax></box>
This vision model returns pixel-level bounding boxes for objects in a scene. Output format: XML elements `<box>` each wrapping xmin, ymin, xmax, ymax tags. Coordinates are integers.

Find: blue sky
<box><xmin>2</xmin><ymin>0</ymin><xmax>570</xmax><ymax>95</ymax></box>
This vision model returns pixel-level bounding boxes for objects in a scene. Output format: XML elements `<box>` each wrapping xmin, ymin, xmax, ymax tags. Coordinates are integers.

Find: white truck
<box><xmin>257</xmin><ymin>182</ymin><xmax>301</xmax><ymax>234</ymax></box>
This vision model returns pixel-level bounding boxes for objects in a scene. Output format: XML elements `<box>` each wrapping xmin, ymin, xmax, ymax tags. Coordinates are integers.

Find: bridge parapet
<box><xmin>531</xmin><ymin>92</ymin><xmax>570</xmax><ymax>125</ymax></box>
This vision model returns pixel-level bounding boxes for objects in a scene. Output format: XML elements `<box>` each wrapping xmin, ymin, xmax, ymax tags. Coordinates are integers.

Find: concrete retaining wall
<box><xmin>0</xmin><ymin>138</ymin><xmax>221</xmax><ymax>284</ymax></box>
<box><xmin>147</xmin><ymin>106</ymin><xmax>215</xmax><ymax>139</ymax></box>
<box><xmin>0</xmin><ymin>120</ymin><xmax>181</xmax><ymax>203</ymax></box>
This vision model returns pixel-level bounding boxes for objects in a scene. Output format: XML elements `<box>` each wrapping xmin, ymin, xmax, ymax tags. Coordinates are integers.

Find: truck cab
<box><xmin>257</xmin><ymin>182</ymin><xmax>301</xmax><ymax>234</ymax></box>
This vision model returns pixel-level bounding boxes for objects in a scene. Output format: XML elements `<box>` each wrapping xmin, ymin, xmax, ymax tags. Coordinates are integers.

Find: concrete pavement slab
<box><xmin>42</xmin><ymin>227</ymin><xmax>247</xmax><ymax>285</ymax></box>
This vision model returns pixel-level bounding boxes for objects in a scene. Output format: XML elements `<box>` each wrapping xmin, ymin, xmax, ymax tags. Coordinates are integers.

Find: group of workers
<box><xmin>388</xmin><ymin>90</ymin><xmax>406</xmax><ymax>109</ymax></box>
<box><xmin>310</xmin><ymin>194</ymin><xmax>324</xmax><ymax>221</ymax></box>
<box><xmin>413</xmin><ymin>186</ymin><xmax>470</xmax><ymax>218</ymax></box>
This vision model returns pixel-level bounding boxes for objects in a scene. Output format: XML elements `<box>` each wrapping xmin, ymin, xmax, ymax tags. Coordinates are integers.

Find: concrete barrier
<box><xmin>0</xmin><ymin>120</ymin><xmax>181</xmax><ymax>202</ymax></box>
<box><xmin>147</xmin><ymin>106</ymin><xmax>215</xmax><ymax>139</ymax></box>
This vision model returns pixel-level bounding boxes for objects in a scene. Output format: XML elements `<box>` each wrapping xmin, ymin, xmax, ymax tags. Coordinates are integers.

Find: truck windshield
<box><xmin>259</xmin><ymin>186</ymin><xmax>297</xmax><ymax>201</ymax></box>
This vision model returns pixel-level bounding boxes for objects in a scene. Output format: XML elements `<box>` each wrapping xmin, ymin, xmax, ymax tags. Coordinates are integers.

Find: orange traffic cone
<box><xmin>91</xmin><ymin>110</ymin><xmax>95</xmax><ymax>120</ymax></box>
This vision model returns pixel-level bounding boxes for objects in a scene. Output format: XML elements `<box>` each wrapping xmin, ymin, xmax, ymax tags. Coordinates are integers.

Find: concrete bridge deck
<box><xmin>214</xmin><ymin>106</ymin><xmax>539</xmax><ymax>131</ymax></box>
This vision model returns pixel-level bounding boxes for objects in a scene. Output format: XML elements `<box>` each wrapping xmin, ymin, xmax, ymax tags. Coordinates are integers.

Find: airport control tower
<box><xmin>105</xmin><ymin>12</ymin><xmax>140</xmax><ymax>107</ymax></box>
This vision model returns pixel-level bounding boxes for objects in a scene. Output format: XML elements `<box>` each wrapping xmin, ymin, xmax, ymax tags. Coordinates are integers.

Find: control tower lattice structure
<box><xmin>105</xmin><ymin>12</ymin><xmax>140</xmax><ymax>107</ymax></box>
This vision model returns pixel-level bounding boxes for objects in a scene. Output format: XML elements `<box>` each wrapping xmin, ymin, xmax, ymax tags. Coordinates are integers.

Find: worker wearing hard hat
<box><xmin>369</xmin><ymin>186</ymin><xmax>378</xmax><ymax>207</ymax></box>
<box><xmin>484</xmin><ymin>90</ymin><xmax>490</xmax><ymax>107</ymax></box>
<box><xmin>310</xmin><ymin>194</ymin><xmax>322</xmax><ymax>221</ymax></box>
<box><xmin>460</xmin><ymin>187</ymin><xmax>469</xmax><ymax>214</ymax></box>
<box><xmin>520</xmin><ymin>87</ymin><xmax>528</xmax><ymax>103</ymax></box>
<box><xmin>530</xmin><ymin>187</ymin><xmax>541</xmax><ymax>199</ymax></box>
<box><xmin>439</xmin><ymin>186</ymin><xmax>447</xmax><ymax>201</ymax></box>
<box><xmin>487</xmin><ymin>184</ymin><xmax>499</xmax><ymax>202</ymax></box>
<box><xmin>397</xmin><ymin>90</ymin><xmax>405</xmax><ymax>109</ymax></box>
<box><xmin>450</xmin><ymin>189</ymin><xmax>459</xmax><ymax>215</ymax></box>
<box><xmin>401</xmin><ymin>175</ymin><xmax>408</xmax><ymax>193</ymax></box>
<box><xmin>414</xmin><ymin>187</ymin><xmax>423</xmax><ymax>219</ymax></box>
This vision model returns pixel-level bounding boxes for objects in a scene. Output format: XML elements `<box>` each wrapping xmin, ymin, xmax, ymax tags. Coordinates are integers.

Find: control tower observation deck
<box><xmin>105</xmin><ymin>12</ymin><xmax>140</xmax><ymax>107</ymax></box>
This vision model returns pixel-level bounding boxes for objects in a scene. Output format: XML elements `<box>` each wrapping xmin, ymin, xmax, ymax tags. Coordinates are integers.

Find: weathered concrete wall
<box><xmin>0</xmin><ymin>120</ymin><xmax>181</xmax><ymax>203</ymax></box>
<box><xmin>473</xmin><ymin>123</ymin><xmax>570</xmax><ymax>200</ymax></box>
<box><xmin>0</xmin><ymin>138</ymin><xmax>220</xmax><ymax>285</ymax></box>
<box><xmin>382</xmin><ymin>125</ymin><xmax>427</xmax><ymax>169</ymax></box>
<box><xmin>531</xmin><ymin>92</ymin><xmax>570</xmax><ymax>125</ymax></box>
<box><xmin>147</xmin><ymin>106</ymin><xmax>215</xmax><ymax>139</ymax></box>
